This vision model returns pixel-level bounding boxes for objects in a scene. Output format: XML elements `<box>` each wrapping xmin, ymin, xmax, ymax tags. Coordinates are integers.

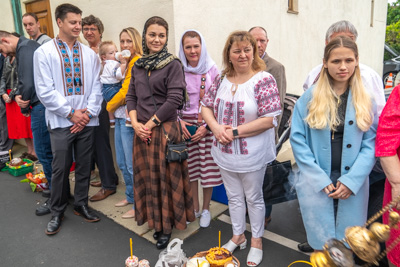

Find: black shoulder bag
<box><xmin>145</xmin><ymin>71</ymin><xmax>188</xmax><ymax>163</ymax></box>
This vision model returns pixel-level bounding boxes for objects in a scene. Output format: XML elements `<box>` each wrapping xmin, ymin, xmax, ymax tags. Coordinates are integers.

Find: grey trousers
<box><xmin>0</xmin><ymin>99</ymin><xmax>13</xmax><ymax>151</ymax></box>
<box><xmin>49</xmin><ymin>126</ymin><xmax>94</xmax><ymax>216</ymax></box>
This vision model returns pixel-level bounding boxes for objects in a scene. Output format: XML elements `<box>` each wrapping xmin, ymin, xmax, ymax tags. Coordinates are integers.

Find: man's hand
<box><xmin>14</xmin><ymin>95</ymin><xmax>30</xmax><ymax>108</ymax></box>
<box><xmin>70</xmin><ymin>108</ymin><xmax>90</xmax><ymax>128</ymax></box>
<box><xmin>70</xmin><ymin>124</ymin><xmax>85</xmax><ymax>133</ymax></box>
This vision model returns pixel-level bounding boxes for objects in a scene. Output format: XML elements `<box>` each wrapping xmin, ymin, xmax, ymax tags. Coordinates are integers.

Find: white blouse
<box><xmin>202</xmin><ymin>71</ymin><xmax>281</xmax><ymax>172</ymax></box>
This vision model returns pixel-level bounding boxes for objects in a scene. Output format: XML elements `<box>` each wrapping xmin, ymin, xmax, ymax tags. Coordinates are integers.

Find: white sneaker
<box><xmin>199</xmin><ymin>209</ymin><xmax>211</xmax><ymax>228</ymax></box>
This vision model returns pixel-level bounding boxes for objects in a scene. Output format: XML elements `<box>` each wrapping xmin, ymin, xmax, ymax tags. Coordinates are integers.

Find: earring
<box><xmin>229</xmin><ymin>60</ymin><xmax>232</xmax><ymax>63</ymax></box>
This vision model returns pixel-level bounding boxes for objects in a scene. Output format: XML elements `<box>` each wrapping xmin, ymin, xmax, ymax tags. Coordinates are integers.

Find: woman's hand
<box><xmin>179</xmin><ymin>120</ymin><xmax>192</xmax><ymax>140</ymax></box>
<box><xmin>213</xmin><ymin>124</ymin><xmax>233</xmax><ymax>146</ymax></box>
<box><xmin>392</xmin><ymin>184</ymin><xmax>400</xmax><ymax>210</ymax></box>
<box><xmin>323</xmin><ymin>184</ymin><xmax>336</xmax><ymax>195</ymax></box>
<box><xmin>329</xmin><ymin>181</ymin><xmax>353</xmax><ymax>199</ymax></box>
<box><xmin>191</xmin><ymin>126</ymin><xmax>208</xmax><ymax>143</ymax></box>
<box><xmin>134</xmin><ymin>122</ymin><xmax>152</xmax><ymax>143</ymax></box>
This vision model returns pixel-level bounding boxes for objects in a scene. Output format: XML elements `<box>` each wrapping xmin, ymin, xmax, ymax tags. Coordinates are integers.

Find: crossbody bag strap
<box><xmin>144</xmin><ymin>70</ymin><xmax>184</xmax><ymax>142</ymax></box>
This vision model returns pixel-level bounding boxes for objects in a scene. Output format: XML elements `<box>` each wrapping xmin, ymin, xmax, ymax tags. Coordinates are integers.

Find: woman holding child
<box><xmin>106</xmin><ymin>27</ymin><xmax>142</xmax><ymax>219</ymax></box>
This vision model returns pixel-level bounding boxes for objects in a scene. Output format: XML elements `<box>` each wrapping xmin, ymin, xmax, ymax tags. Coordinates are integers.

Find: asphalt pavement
<box><xmin>0</xmin><ymin>168</ymin><xmax>310</xmax><ymax>267</ymax></box>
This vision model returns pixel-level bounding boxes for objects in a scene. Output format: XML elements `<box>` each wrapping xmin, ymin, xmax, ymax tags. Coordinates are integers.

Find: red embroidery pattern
<box><xmin>254</xmin><ymin>76</ymin><xmax>281</xmax><ymax>116</ymax></box>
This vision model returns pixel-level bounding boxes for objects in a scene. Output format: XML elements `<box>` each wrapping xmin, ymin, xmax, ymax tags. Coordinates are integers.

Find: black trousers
<box><xmin>93</xmin><ymin>100</ymin><xmax>118</xmax><ymax>190</ymax></box>
<box><xmin>49</xmin><ymin>126</ymin><xmax>94</xmax><ymax>216</ymax></box>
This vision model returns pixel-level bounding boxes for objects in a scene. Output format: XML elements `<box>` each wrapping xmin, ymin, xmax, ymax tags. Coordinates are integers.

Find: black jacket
<box><xmin>15</xmin><ymin>36</ymin><xmax>40</xmax><ymax>114</ymax></box>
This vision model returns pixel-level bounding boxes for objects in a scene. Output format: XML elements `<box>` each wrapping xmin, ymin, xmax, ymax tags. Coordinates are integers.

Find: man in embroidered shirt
<box><xmin>22</xmin><ymin>12</ymin><xmax>52</xmax><ymax>45</ymax></box>
<box><xmin>34</xmin><ymin>3</ymin><xmax>103</xmax><ymax>235</ymax></box>
<box><xmin>81</xmin><ymin>14</ymin><xmax>119</xmax><ymax>201</ymax></box>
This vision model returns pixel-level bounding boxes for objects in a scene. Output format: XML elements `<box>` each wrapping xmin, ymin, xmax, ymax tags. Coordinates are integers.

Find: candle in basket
<box><xmin>219</xmin><ymin>231</ymin><xmax>221</xmax><ymax>249</ymax></box>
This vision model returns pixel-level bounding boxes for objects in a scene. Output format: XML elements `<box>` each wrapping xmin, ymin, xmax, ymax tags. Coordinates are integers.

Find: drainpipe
<box><xmin>10</xmin><ymin>0</ymin><xmax>24</xmax><ymax>35</ymax></box>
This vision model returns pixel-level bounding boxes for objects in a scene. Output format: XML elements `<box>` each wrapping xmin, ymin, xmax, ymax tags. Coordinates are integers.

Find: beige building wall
<box><xmin>0</xmin><ymin>0</ymin><xmax>388</xmax><ymax>95</ymax></box>
<box><xmin>0</xmin><ymin>1</ymin><xmax>16</xmax><ymax>32</ymax></box>
<box><xmin>173</xmin><ymin>0</ymin><xmax>388</xmax><ymax>95</ymax></box>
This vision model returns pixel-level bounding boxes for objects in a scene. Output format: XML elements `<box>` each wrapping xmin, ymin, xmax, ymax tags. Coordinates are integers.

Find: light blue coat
<box><xmin>290</xmin><ymin>86</ymin><xmax>378</xmax><ymax>249</ymax></box>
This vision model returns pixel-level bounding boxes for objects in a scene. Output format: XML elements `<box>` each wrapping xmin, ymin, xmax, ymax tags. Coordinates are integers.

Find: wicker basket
<box><xmin>185</xmin><ymin>251</ymin><xmax>240</xmax><ymax>267</ymax></box>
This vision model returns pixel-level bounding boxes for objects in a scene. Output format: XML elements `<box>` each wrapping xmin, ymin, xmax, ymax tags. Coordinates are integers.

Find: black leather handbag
<box><xmin>263</xmin><ymin>160</ymin><xmax>297</xmax><ymax>205</ymax></box>
<box><xmin>165</xmin><ymin>136</ymin><xmax>189</xmax><ymax>163</ymax></box>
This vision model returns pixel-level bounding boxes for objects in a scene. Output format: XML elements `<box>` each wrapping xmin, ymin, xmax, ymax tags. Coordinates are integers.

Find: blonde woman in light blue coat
<box><xmin>290</xmin><ymin>36</ymin><xmax>378</xmax><ymax>250</ymax></box>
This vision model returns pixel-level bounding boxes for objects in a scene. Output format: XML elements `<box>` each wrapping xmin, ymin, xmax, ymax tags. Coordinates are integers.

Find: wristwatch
<box><xmin>85</xmin><ymin>110</ymin><xmax>93</xmax><ymax>119</ymax></box>
<box><xmin>232</xmin><ymin>127</ymin><xmax>239</xmax><ymax>138</ymax></box>
<box><xmin>67</xmin><ymin>109</ymin><xmax>75</xmax><ymax>120</ymax></box>
<box><xmin>151</xmin><ymin>116</ymin><xmax>161</xmax><ymax>126</ymax></box>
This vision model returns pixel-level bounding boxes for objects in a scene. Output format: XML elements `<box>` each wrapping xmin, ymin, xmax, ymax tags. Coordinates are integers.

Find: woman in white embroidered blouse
<box><xmin>201</xmin><ymin>31</ymin><xmax>281</xmax><ymax>267</ymax></box>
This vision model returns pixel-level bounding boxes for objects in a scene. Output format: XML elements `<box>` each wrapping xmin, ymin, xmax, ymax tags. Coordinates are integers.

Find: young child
<box><xmin>99</xmin><ymin>41</ymin><xmax>130</xmax><ymax>127</ymax></box>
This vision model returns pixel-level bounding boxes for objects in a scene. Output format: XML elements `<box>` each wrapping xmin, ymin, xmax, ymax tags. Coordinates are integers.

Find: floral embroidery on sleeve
<box><xmin>254</xmin><ymin>74</ymin><xmax>281</xmax><ymax>117</ymax></box>
<box><xmin>201</xmin><ymin>74</ymin><xmax>221</xmax><ymax>108</ymax></box>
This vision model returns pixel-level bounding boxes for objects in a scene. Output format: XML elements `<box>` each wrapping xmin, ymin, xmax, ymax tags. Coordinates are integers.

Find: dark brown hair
<box><xmin>22</xmin><ymin>12</ymin><xmax>39</xmax><ymax>22</ymax></box>
<box><xmin>144</xmin><ymin>16</ymin><xmax>168</xmax><ymax>34</ymax></box>
<box><xmin>82</xmin><ymin>15</ymin><xmax>104</xmax><ymax>35</ymax></box>
<box><xmin>55</xmin><ymin>3</ymin><xmax>82</xmax><ymax>21</ymax></box>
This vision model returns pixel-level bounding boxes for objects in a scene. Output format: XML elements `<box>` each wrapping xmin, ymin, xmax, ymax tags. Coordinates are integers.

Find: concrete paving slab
<box><xmin>70</xmin><ymin>167</ymin><xmax>228</xmax><ymax>244</ymax></box>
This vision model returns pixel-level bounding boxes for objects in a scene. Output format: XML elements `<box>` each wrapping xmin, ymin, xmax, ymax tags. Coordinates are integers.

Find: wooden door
<box><xmin>25</xmin><ymin>0</ymin><xmax>54</xmax><ymax>38</ymax></box>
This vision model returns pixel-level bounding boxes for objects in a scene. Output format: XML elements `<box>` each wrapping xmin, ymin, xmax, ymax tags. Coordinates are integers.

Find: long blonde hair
<box><xmin>305</xmin><ymin>36</ymin><xmax>372</xmax><ymax>132</ymax></box>
<box><xmin>119</xmin><ymin>27</ymin><xmax>143</xmax><ymax>59</ymax></box>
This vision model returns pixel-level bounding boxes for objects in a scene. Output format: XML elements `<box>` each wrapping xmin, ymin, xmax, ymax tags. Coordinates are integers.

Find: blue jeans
<box><xmin>31</xmin><ymin>103</ymin><xmax>53</xmax><ymax>188</ymax></box>
<box><xmin>102</xmin><ymin>82</ymin><xmax>122</xmax><ymax>102</ymax></box>
<box><xmin>114</xmin><ymin>118</ymin><xmax>134</xmax><ymax>203</ymax></box>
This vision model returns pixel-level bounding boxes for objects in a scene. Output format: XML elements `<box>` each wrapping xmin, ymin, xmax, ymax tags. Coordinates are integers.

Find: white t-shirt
<box><xmin>100</xmin><ymin>60</ymin><xmax>124</xmax><ymax>84</ymax></box>
<box><xmin>303</xmin><ymin>63</ymin><xmax>385</xmax><ymax>115</ymax></box>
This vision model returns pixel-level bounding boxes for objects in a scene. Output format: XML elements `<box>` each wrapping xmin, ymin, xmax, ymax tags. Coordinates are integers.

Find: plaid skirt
<box><xmin>133</xmin><ymin>121</ymin><xmax>195</xmax><ymax>234</ymax></box>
